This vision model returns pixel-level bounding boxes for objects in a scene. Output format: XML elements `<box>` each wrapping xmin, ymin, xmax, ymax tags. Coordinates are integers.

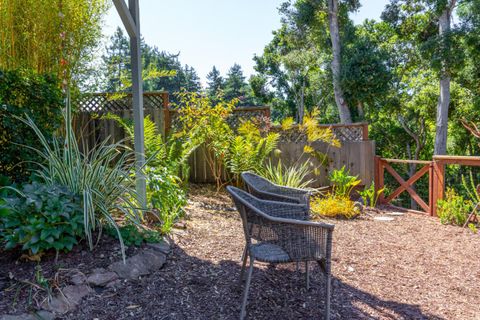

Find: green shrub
<box><xmin>0</xmin><ymin>182</ymin><xmax>83</xmax><ymax>255</ymax></box>
<box><xmin>437</xmin><ymin>188</ymin><xmax>472</xmax><ymax>226</ymax></box>
<box><xmin>358</xmin><ymin>182</ymin><xmax>384</xmax><ymax>207</ymax></box>
<box><xmin>329</xmin><ymin>166</ymin><xmax>361</xmax><ymax>198</ymax></box>
<box><xmin>145</xmin><ymin>166</ymin><xmax>187</xmax><ymax>234</ymax></box>
<box><xmin>105</xmin><ymin>224</ymin><xmax>162</xmax><ymax>247</ymax></box>
<box><xmin>0</xmin><ymin>69</ymin><xmax>63</xmax><ymax>181</ymax></box>
<box><xmin>18</xmin><ymin>96</ymin><xmax>142</xmax><ymax>261</ymax></box>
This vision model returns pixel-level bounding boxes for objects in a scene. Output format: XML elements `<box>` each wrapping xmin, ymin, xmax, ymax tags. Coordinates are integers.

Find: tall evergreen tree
<box><xmin>101</xmin><ymin>27</ymin><xmax>201</xmax><ymax>99</ymax></box>
<box><xmin>206</xmin><ymin>66</ymin><xmax>225</xmax><ymax>99</ymax></box>
<box><xmin>224</xmin><ymin>63</ymin><xmax>249</xmax><ymax>102</ymax></box>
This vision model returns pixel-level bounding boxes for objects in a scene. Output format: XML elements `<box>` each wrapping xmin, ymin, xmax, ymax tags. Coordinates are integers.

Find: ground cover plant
<box><xmin>0</xmin><ymin>182</ymin><xmax>83</xmax><ymax>256</ymax></box>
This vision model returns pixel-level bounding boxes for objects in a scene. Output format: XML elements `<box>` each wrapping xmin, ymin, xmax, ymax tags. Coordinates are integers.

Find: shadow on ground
<box><xmin>69</xmin><ymin>242</ymin><xmax>443</xmax><ymax>320</ymax></box>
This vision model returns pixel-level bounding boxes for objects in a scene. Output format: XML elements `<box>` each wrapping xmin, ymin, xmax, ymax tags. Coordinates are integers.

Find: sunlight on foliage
<box><xmin>311</xmin><ymin>194</ymin><xmax>359</xmax><ymax>219</ymax></box>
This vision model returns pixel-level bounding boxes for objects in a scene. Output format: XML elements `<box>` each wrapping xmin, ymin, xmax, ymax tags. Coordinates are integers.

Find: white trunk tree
<box><xmin>434</xmin><ymin>1</ymin><xmax>455</xmax><ymax>155</ymax></box>
<box><xmin>328</xmin><ymin>0</ymin><xmax>352</xmax><ymax>123</ymax></box>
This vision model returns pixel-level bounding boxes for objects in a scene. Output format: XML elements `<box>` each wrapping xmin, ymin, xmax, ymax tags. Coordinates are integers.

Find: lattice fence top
<box><xmin>272</xmin><ymin>123</ymin><xmax>368</xmax><ymax>143</ymax></box>
<box><xmin>74</xmin><ymin>92</ymin><xmax>168</xmax><ymax>113</ymax></box>
<box><xmin>167</xmin><ymin>106</ymin><xmax>271</xmax><ymax>133</ymax></box>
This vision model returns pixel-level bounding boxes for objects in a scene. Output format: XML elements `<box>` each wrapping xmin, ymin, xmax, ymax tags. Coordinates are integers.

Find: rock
<box><xmin>109</xmin><ymin>255</ymin><xmax>150</xmax><ymax>280</ymax></box>
<box><xmin>43</xmin><ymin>285</ymin><xmax>92</xmax><ymax>314</ymax></box>
<box><xmin>141</xmin><ymin>249</ymin><xmax>167</xmax><ymax>271</ymax></box>
<box><xmin>146</xmin><ymin>240</ymin><xmax>171</xmax><ymax>255</ymax></box>
<box><xmin>374</xmin><ymin>216</ymin><xmax>395</xmax><ymax>222</ymax></box>
<box><xmin>0</xmin><ymin>311</ymin><xmax>55</xmax><ymax>320</ymax></box>
<box><xmin>105</xmin><ymin>279</ymin><xmax>123</xmax><ymax>289</ymax></box>
<box><xmin>42</xmin><ymin>296</ymin><xmax>70</xmax><ymax>315</ymax></box>
<box><xmin>86</xmin><ymin>268</ymin><xmax>118</xmax><ymax>287</ymax></box>
<box><xmin>69</xmin><ymin>274</ymin><xmax>86</xmax><ymax>286</ymax></box>
<box><xmin>109</xmin><ymin>250</ymin><xmax>166</xmax><ymax>280</ymax></box>
<box><xmin>63</xmin><ymin>285</ymin><xmax>92</xmax><ymax>305</ymax></box>
<box><xmin>385</xmin><ymin>211</ymin><xmax>406</xmax><ymax>216</ymax></box>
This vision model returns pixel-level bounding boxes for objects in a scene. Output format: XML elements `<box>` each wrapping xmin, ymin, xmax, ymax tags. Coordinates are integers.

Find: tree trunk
<box><xmin>434</xmin><ymin>6</ymin><xmax>452</xmax><ymax>155</ymax></box>
<box><xmin>357</xmin><ymin>101</ymin><xmax>365</xmax><ymax>119</ymax></box>
<box><xmin>298</xmin><ymin>78</ymin><xmax>305</xmax><ymax>123</ymax></box>
<box><xmin>328</xmin><ymin>0</ymin><xmax>352</xmax><ymax>124</ymax></box>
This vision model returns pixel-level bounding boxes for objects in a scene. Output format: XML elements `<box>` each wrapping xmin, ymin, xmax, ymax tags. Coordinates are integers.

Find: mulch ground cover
<box><xmin>1</xmin><ymin>184</ymin><xmax>480</xmax><ymax>319</ymax></box>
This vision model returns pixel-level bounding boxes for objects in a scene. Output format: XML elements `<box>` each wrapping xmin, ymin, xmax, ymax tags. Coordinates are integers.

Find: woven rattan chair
<box><xmin>241</xmin><ymin>172</ymin><xmax>314</xmax><ymax>210</ymax></box>
<box><xmin>227</xmin><ymin>186</ymin><xmax>334</xmax><ymax>320</ymax></box>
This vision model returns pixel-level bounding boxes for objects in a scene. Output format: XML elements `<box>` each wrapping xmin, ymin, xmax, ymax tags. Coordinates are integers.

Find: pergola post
<box><xmin>113</xmin><ymin>0</ymin><xmax>146</xmax><ymax>207</ymax></box>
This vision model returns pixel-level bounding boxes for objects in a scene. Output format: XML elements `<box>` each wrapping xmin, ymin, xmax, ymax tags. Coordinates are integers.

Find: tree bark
<box><xmin>328</xmin><ymin>0</ymin><xmax>352</xmax><ymax>124</ymax></box>
<box><xmin>434</xmin><ymin>4</ymin><xmax>453</xmax><ymax>155</ymax></box>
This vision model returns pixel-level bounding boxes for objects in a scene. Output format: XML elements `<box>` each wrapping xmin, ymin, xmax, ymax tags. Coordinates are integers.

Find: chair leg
<box><xmin>324</xmin><ymin>264</ymin><xmax>332</xmax><ymax>320</ymax></box>
<box><xmin>239</xmin><ymin>246</ymin><xmax>248</xmax><ymax>286</ymax></box>
<box><xmin>240</xmin><ymin>258</ymin><xmax>254</xmax><ymax>320</ymax></box>
<box><xmin>305</xmin><ymin>261</ymin><xmax>310</xmax><ymax>290</ymax></box>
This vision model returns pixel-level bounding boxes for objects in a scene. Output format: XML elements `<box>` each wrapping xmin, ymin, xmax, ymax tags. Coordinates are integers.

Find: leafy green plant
<box><xmin>145</xmin><ymin>166</ymin><xmax>186</xmax><ymax>234</ymax></box>
<box><xmin>468</xmin><ymin>223</ymin><xmax>478</xmax><ymax>234</ymax></box>
<box><xmin>358</xmin><ymin>182</ymin><xmax>384</xmax><ymax>208</ymax></box>
<box><xmin>0</xmin><ymin>182</ymin><xmax>83</xmax><ymax>255</ymax></box>
<box><xmin>437</xmin><ymin>188</ymin><xmax>472</xmax><ymax>226</ymax></box>
<box><xmin>462</xmin><ymin>172</ymin><xmax>480</xmax><ymax>203</ymax></box>
<box><xmin>260</xmin><ymin>159</ymin><xmax>313</xmax><ymax>188</ymax></box>
<box><xmin>329</xmin><ymin>166</ymin><xmax>361</xmax><ymax>198</ymax></box>
<box><xmin>228</xmin><ymin>120</ymin><xmax>279</xmax><ymax>183</ymax></box>
<box><xmin>176</xmin><ymin>92</ymin><xmax>235</xmax><ymax>189</ymax></box>
<box><xmin>105</xmin><ymin>224</ymin><xmax>162</xmax><ymax>247</ymax></box>
<box><xmin>0</xmin><ymin>69</ymin><xmax>63</xmax><ymax>182</ymax></box>
<box><xmin>103</xmin><ymin>113</ymin><xmax>198</xmax><ymax>179</ymax></box>
<box><xmin>18</xmin><ymin>95</ymin><xmax>142</xmax><ymax>261</ymax></box>
<box><xmin>310</xmin><ymin>193</ymin><xmax>360</xmax><ymax>219</ymax></box>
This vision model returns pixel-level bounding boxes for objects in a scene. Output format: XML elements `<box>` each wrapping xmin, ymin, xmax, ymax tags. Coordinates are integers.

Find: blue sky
<box><xmin>103</xmin><ymin>0</ymin><xmax>389</xmax><ymax>85</ymax></box>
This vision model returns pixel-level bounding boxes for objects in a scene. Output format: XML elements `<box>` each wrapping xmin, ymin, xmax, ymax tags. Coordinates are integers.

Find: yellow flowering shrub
<box><xmin>310</xmin><ymin>194</ymin><xmax>360</xmax><ymax>219</ymax></box>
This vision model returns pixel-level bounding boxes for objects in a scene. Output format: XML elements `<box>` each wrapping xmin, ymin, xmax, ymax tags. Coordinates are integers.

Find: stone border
<box><xmin>0</xmin><ymin>238</ymin><xmax>172</xmax><ymax>320</ymax></box>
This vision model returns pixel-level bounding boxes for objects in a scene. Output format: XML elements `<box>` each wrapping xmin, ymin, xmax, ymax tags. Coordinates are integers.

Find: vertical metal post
<box><xmin>129</xmin><ymin>0</ymin><xmax>146</xmax><ymax>207</ymax></box>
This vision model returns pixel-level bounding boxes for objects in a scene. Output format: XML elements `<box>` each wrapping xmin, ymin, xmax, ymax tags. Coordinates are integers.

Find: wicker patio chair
<box><xmin>241</xmin><ymin>172</ymin><xmax>321</xmax><ymax>211</ymax></box>
<box><xmin>227</xmin><ymin>186</ymin><xmax>334</xmax><ymax>320</ymax></box>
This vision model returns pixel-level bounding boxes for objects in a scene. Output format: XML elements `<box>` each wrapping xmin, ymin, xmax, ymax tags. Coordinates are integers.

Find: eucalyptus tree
<box><xmin>382</xmin><ymin>0</ymin><xmax>468</xmax><ymax>155</ymax></box>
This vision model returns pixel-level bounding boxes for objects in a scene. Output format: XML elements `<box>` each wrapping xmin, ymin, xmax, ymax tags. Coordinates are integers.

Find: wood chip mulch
<box><xmin>2</xmin><ymin>184</ymin><xmax>480</xmax><ymax>319</ymax></box>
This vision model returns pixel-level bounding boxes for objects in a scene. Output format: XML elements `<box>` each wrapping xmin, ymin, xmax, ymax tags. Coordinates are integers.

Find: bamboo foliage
<box><xmin>0</xmin><ymin>0</ymin><xmax>109</xmax><ymax>83</ymax></box>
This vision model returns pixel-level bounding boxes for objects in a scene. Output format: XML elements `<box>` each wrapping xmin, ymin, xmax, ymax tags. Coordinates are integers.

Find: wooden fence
<box><xmin>73</xmin><ymin>92</ymin><xmax>375</xmax><ymax>187</ymax></box>
<box><xmin>189</xmin><ymin>123</ymin><xmax>374</xmax><ymax>186</ymax></box>
<box><xmin>374</xmin><ymin>155</ymin><xmax>480</xmax><ymax>216</ymax></box>
<box><xmin>73</xmin><ymin>92</ymin><xmax>169</xmax><ymax>153</ymax></box>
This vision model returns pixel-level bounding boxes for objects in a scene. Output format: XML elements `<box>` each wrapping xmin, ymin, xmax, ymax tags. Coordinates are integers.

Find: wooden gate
<box><xmin>375</xmin><ymin>155</ymin><xmax>480</xmax><ymax>216</ymax></box>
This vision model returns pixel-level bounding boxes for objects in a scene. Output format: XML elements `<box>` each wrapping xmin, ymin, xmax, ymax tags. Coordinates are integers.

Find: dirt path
<box><xmin>3</xmin><ymin>184</ymin><xmax>480</xmax><ymax>319</ymax></box>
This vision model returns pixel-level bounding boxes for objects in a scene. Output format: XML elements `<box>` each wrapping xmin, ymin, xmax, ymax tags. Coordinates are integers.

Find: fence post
<box><xmin>432</xmin><ymin>158</ymin><xmax>445</xmax><ymax>217</ymax></box>
<box><xmin>163</xmin><ymin>92</ymin><xmax>171</xmax><ymax>136</ymax></box>
<box><xmin>428</xmin><ymin>162</ymin><xmax>434</xmax><ymax>216</ymax></box>
<box><xmin>362</xmin><ymin>123</ymin><xmax>369</xmax><ymax>141</ymax></box>
<box><xmin>374</xmin><ymin>156</ymin><xmax>385</xmax><ymax>203</ymax></box>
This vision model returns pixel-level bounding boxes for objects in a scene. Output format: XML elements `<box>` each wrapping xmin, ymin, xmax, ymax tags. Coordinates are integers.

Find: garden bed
<box><xmin>1</xmin><ymin>184</ymin><xmax>479</xmax><ymax>319</ymax></box>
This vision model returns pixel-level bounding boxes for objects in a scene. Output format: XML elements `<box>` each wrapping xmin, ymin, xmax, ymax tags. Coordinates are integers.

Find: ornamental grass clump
<box><xmin>18</xmin><ymin>97</ymin><xmax>142</xmax><ymax>261</ymax></box>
